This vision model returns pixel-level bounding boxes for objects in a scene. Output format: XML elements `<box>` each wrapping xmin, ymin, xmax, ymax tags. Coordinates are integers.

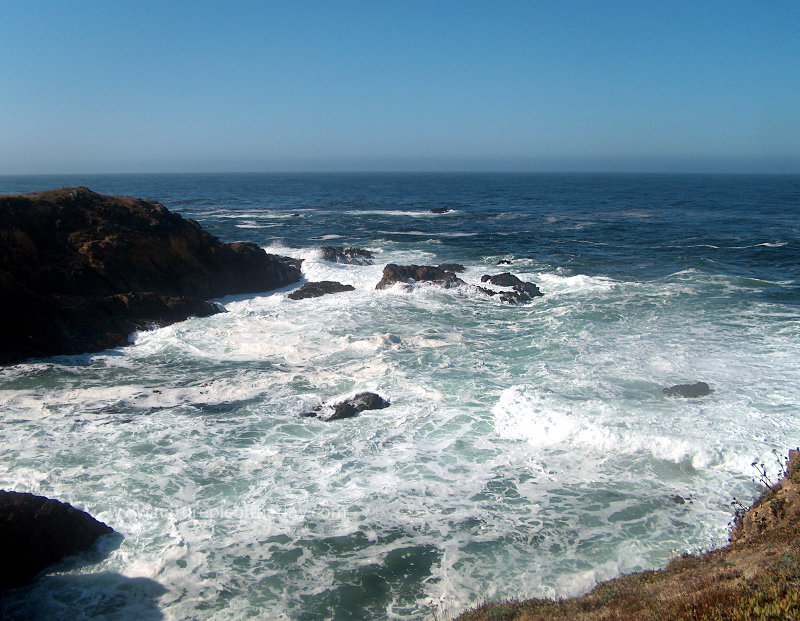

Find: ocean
<box><xmin>1</xmin><ymin>173</ymin><xmax>799</xmax><ymax>619</ymax></box>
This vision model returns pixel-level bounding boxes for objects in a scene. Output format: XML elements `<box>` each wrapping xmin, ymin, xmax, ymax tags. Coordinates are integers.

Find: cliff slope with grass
<box><xmin>457</xmin><ymin>450</ymin><xmax>800</xmax><ymax>621</ymax></box>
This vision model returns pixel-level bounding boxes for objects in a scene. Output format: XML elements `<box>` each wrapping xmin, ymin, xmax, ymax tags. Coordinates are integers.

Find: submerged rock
<box><xmin>430</xmin><ymin>206</ymin><xmax>450</xmax><ymax>214</ymax></box>
<box><xmin>480</xmin><ymin>272</ymin><xmax>543</xmax><ymax>304</ymax></box>
<box><xmin>0</xmin><ymin>490</ymin><xmax>115</xmax><ymax>590</ymax></box>
<box><xmin>663</xmin><ymin>382</ymin><xmax>712</xmax><ymax>398</ymax></box>
<box><xmin>0</xmin><ymin>187</ymin><xmax>302</xmax><ymax>364</ymax></box>
<box><xmin>288</xmin><ymin>281</ymin><xmax>355</xmax><ymax>300</ymax></box>
<box><xmin>320</xmin><ymin>246</ymin><xmax>374</xmax><ymax>265</ymax></box>
<box><xmin>376</xmin><ymin>264</ymin><xmax>466</xmax><ymax>290</ymax></box>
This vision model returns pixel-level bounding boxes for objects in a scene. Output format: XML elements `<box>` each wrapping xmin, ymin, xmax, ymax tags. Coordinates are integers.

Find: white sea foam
<box><xmin>2</xmin><ymin>256</ymin><xmax>799</xmax><ymax>620</ymax></box>
<box><xmin>236</xmin><ymin>222</ymin><xmax>276</xmax><ymax>229</ymax></box>
<box><xmin>531</xmin><ymin>271</ymin><xmax>617</xmax><ymax>296</ymax></box>
<box><xmin>378</xmin><ymin>230</ymin><xmax>476</xmax><ymax>237</ymax></box>
<box><xmin>345</xmin><ymin>209</ymin><xmax>458</xmax><ymax>217</ymax></box>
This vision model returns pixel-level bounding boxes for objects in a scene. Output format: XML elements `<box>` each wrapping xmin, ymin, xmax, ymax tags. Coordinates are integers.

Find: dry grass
<box><xmin>456</xmin><ymin>450</ymin><xmax>800</xmax><ymax>621</ymax></box>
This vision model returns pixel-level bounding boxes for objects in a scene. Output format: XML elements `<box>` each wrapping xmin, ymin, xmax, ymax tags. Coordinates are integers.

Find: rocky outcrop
<box><xmin>430</xmin><ymin>207</ymin><xmax>450</xmax><ymax>214</ymax></box>
<box><xmin>376</xmin><ymin>264</ymin><xmax>466</xmax><ymax>290</ymax></box>
<box><xmin>374</xmin><ymin>265</ymin><xmax>543</xmax><ymax>303</ymax></box>
<box><xmin>0</xmin><ymin>187</ymin><xmax>302</xmax><ymax>363</ymax></box>
<box><xmin>437</xmin><ymin>263</ymin><xmax>466</xmax><ymax>273</ymax></box>
<box><xmin>303</xmin><ymin>392</ymin><xmax>391</xmax><ymax>421</ymax></box>
<box><xmin>480</xmin><ymin>272</ymin><xmax>543</xmax><ymax>304</ymax></box>
<box><xmin>481</xmin><ymin>273</ymin><xmax>521</xmax><ymax>287</ymax></box>
<box><xmin>327</xmin><ymin>392</ymin><xmax>391</xmax><ymax>421</ymax></box>
<box><xmin>663</xmin><ymin>382</ymin><xmax>712</xmax><ymax>398</ymax></box>
<box><xmin>288</xmin><ymin>281</ymin><xmax>355</xmax><ymax>300</ymax></box>
<box><xmin>320</xmin><ymin>246</ymin><xmax>374</xmax><ymax>265</ymax></box>
<box><xmin>0</xmin><ymin>491</ymin><xmax>115</xmax><ymax>590</ymax></box>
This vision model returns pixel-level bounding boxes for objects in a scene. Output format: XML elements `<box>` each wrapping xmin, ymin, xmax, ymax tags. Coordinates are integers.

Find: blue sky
<box><xmin>2</xmin><ymin>1</ymin><xmax>798</xmax><ymax>173</ymax></box>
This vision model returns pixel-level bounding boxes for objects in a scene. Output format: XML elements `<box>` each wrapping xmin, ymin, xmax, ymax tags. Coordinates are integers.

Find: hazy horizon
<box><xmin>3</xmin><ymin>1</ymin><xmax>798</xmax><ymax>175</ymax></box>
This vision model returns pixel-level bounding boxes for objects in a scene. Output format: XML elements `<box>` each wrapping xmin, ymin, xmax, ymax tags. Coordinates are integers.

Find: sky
<box><xmin>1</xmin><ymin>1</ymin><xmax>799</xmax><ymax>174</ymax></box>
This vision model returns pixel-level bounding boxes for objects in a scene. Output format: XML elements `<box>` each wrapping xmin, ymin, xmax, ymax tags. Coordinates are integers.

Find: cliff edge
<box><xmin>457</xmin><ymin>449</ymin><xmax>800</xmax><ymax>621</ymax></box>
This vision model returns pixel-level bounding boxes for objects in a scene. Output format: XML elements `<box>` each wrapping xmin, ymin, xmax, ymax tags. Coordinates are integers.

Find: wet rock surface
<box><xmin>303</xmin><ymin>392</ymin><xmax>391</xmax><ymax>421</ymax></box>
<box><xmin>376</xmin><ymin>264</ymin><xmax>466</xmax><ymax>290</ymax></box>
<box><xmin>663</xmin><ymin>382</ymin><xmax>712</xmax><ymax>398</ymax></box>
<box><xmin>288</xmin><ymin>281</ymin><xmax>355</xmax><ymax>300</ymax></box>
<box><xmin>480</xmin><ymin>272</ymin><xmax>543</xmax><ymax>304</ymax></box>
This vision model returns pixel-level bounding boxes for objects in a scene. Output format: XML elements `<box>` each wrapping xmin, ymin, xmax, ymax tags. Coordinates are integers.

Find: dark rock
<box><xmin>437</xmin><ymin>263</ymin><xmax>466</xmax><ymax>273</ymax></box>
<box><xmin>498</xmin><ymin>259</ymin><xmax>512</xmax><ymax>265</ymax></box>
<box><xmin>283</xmin><ymin>256</ymin><xmax>304</xmax><ymax>270</ymax></box>
<box><xmin>430</xmin><ymin>207</ymin><xmax>450</xmax><ymax>214</ymax></box>
<box><xmin>497</xmin><ymin>288</ymin><xmax>539</xmax><ymax>304</ymax></box>
<box><xmin>0</xmin><ymin>490</ymin><xmax>115</xmax><ymax>590</ymax></box>
<box><xmin>480</xmin><ymin>273</ymin><xmax>543</xmax><ymax>304</ymax></box>
<box><xmin>663</xmin><ymin>382</ymin><xmax>712</xmax><ymax>398</ymax></box>
<box><xmin>320</xmin><ymin>246</ymin><xmax>374</xmax><ymax>265</ymax></box>
<box><xmin>288</xmin><ymin>281</ymin><xmax>355</xmax><ymax>300</ymax></box>
<box><xmin>327</xmin><ymin>392</ymin><xmax>390</xmax><ymax>421</ymax></box>
<box><xmin>302</xmin><ymin>392</ymin><xmax>391</xmax><ymax>420</ymax></box>
<box><xmin>99</xmin><ymin>293</ymin><xmax>225</xmax><ymax>327</ymax></box>
<box><xmin>672</xmin><ymin>495</ymin><xmax>686</xmax><ymax>504</ymax></box>
<box><xmin>481</xmin><ymin>272</ymin><xmax>523</xmax><ymax>287</ymax></box>
<box><xmin>0</xmin><ymin>187</ymin><xmax>302</xmax><ymax>364</ymax></box>
<box><xmin>376</xmin><ymin>264</ymin><xmax>466</xmax><ymax>290</ymax></box>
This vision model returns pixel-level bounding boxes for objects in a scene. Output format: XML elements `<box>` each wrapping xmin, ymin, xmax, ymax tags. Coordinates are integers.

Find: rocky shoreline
<box><xmin>0</xmin><ymin>188</ymin><xmax>547</xmax><ymax>365</ymax></box>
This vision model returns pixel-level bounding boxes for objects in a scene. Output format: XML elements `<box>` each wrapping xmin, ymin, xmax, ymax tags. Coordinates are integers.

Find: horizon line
<box><xmin>2</xmin><ymin>169</ymin><xmax>799</xmax><ymax>177</ymax></box>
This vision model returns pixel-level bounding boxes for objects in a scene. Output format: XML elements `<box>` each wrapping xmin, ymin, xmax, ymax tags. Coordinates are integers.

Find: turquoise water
<box><xmin>1</xmin><ymin>174</ymin><xmax>799</xmax><ymax>619</ymax></box>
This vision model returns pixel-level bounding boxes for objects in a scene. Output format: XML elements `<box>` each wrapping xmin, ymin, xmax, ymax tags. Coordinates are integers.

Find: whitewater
<box><xmin>1</xmin><ymin>173</ymin><xmax>799</xmax><ymax>619</ymax></box>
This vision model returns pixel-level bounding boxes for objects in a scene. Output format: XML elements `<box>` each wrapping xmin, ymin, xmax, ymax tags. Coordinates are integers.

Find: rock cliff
<box><xmin>0</xmin><ymin>187</ymin><xmax>301</xmax><ymax>363</ymax></box>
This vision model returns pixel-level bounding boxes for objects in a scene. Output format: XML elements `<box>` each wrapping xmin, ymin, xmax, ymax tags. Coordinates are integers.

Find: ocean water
<box><xmin>1</xmin><ymin>173</ymin><xmax>799</xmax><ymax>619</ymax></box>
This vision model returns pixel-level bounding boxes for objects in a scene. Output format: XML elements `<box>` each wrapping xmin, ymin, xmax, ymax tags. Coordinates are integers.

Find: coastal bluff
<box><xmin>0</xmin><ymin>187</ymin><xmax>301</xmax><ymax>364</ymax></box>
<box><xmin>458</xmin><ymin>450</ymin><xmax>800</xmax><ymax>620</ymax></box>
